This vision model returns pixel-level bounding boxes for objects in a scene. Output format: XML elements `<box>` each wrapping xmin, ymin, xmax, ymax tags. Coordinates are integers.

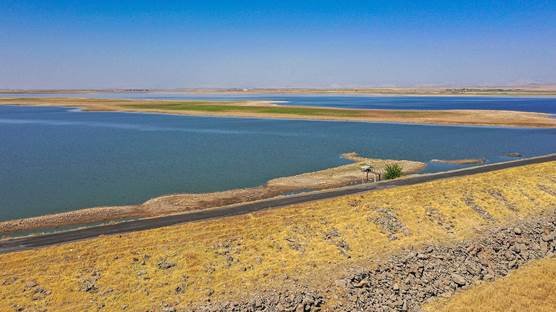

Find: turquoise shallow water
<box><xmin>1</xmin><ymin>105</ymin><xmax>556</xmax><ymax>221</ymax></box>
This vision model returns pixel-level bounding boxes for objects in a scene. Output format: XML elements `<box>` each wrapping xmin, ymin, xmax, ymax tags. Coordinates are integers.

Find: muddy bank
<box><xmin>0</xmin><ymin>153</ymin><xmax>425</xmax><ymax>235</ymax></box>
<box><xmin>431</xmin><ymin>158</ymin><xmax>486</xmax><ymax>165</ymax></box>
<box><xmin>0</xmin><ymin>206</ymin><xmax>143</xmax><ymax>238</ymax></box>
<box><xmin>187</xmin><ymin>210</ymin><xmax>556</xmax><ymax>312</ymax></box>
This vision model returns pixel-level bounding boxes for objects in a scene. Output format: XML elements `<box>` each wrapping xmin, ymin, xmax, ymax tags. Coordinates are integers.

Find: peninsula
<box><xmin>0</xmin><ymin>153</ymin><xmax>424</xmax><ymax>234</ymax></box>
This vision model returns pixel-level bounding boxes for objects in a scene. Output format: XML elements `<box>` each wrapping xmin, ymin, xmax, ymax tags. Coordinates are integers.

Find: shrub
<box><xmin>384</xmin><ymin>164</ymin><xmax>403</xmax><ymax>180</ymax></box>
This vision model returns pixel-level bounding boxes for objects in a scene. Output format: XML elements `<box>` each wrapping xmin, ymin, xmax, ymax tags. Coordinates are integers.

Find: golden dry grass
<box><xmin>424</xmin><ymin>256</ymin><xmax>556</xmax><ymax>312</ymax></box>
<box><xmin>1</xmin><ymin>162</ymin><xmax>555</xmax><ymax>311</ymax></box>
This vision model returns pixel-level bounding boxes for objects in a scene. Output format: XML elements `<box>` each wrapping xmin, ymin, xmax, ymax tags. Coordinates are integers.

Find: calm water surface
<box><xmin>2</xmin><ymin>92</ymin><xmax>556</xmax><ymax>114</ymax></box>
<box><xmin>1</xmin><ymin>104</ymin><xmax>556</xmax><ymax>221</ymax></box>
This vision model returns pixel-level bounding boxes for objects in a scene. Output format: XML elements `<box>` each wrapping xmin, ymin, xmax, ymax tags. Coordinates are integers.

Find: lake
<box><xmin>1</xmin><ymin>104</ymin><xmax>556</xmax><ymax>221</ymax></box>
<box><xmin>3</xmin><ymin>92</ymin><xmax>556</xmax><ymax>114</ymax></box>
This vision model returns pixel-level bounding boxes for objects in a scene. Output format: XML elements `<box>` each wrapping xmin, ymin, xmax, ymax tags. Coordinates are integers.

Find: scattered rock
<box><xmin>542</xmin><ymin>231</ymin><xmax>556</xmax><ymax>242</ymax></box>
<box><xmin>24</xmin><ymin>280</ymin><xmax>37</xmax><ymax>290</ymax></box>
<box><xmin>417</xmin><ymin>253</ymin><xmax>429</xmax><ymax>260</ymax></box>
<box><xmin>425</xmin><ymin>207</ymin><xmax>455</xmax><ymax>233</ymax></box>
<box><xmin>110</xmin><ymin>212</ymin><xmax>556</xmax><ymax>312</ymax></box>
<box><xmin>79</xmin><ymin>269</ymin><xmax>101</xmax><ymax>293</ymax></box>
<box><xmin>161</xmin><ymin>303</ymin><xmax>177</xmax><ymax>312</ymax></box>
<box><xmin>186</xmin><ymin>288</ymin><xmax>324</xmax><ymax>312</ymax></box>
<box><xmin>508</xmin><ymin>260</ymin><xmax>518</xmax><ymax>269</ymax></box>
<box><xmin>464</xmin><ymin>195</ymin><xmax>495</xmax><ymax>221</ymax></box>
<box><xmin>285</xmin><ymin>237</ymin><xmax>305</xmax><ymax>252</ymax></box>
<box><xmin>80</xmin><ymin>279</ymin><xmax>97</xmax><ymax>293</ymax></box>
<box><xmin>341</xmin><ymin>212</ymin><xmax>556</xmax><ymax>311</ymax></box>
<box><xmin>2</xmin><ymin>276</ymin><xmax>17</xmax><ymax>286</ymax></box>
<box><xmin>157</xmin><ymin>259</ymin><xmax>176</xmax><ymax>270</ymax></box>
<box><xmin>451</xmin><ymin>274</ymin><xmax>466</xmax><ymax>286</ymax></box>
<box><xmin>369</xmin><ymin>208</ymin><xmax>410</xmax><ymax>239</ymax></box>
<box><xmin>538</xmin><ymin>184</ymin><xmax>556</xmax><ymax>197</ymax></box>
<box><xmin>324</xmin><ymin>228</ymin><xmax>340</xmax><ymax>240</ymax></box>
<box><xmin>352</xmin><ymin>278</ymin><xmax>370</xmax><ymax>288</ymax></box>
<box><xmin>214</xmin><ymin>239</ymin><xmax>241</xmax><ymax>266</ymax></box>
<box><xmin>323</xmin><ymin>228</ymin><xmax>350</xmax><ymax>256</ymax></box>
<box><xmin>487</xmin><ymin>189</ymin><xmax>518</xmax><ymax>211</ymax></box>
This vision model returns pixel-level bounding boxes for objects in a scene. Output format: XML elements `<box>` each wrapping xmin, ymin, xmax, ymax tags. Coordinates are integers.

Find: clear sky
<box><xmin>1</xmin><ymin>0</ymin><xmax>555</xmax><ymax>89</ymax></box>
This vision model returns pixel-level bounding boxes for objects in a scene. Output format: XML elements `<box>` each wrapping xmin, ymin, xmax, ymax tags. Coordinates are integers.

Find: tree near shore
<box><xmin>384</xmin><ymin>164</ymin><xmax>403</xmax><ymax>180</ymax></box>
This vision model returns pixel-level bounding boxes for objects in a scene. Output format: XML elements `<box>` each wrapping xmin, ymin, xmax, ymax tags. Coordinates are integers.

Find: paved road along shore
<box><xmin>2</xmin><ymin>153</ymin><xmax>556</xmax><ymax>253</ymax></box>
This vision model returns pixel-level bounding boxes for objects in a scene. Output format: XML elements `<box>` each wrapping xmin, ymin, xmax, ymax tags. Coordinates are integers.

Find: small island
<box><xmin>2</xmin><ymin>97</ymin><xmax>556</xmax><ymax>128</ymax></box>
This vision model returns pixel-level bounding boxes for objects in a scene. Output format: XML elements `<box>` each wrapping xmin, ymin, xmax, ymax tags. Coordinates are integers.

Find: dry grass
<box><xmin>0</xmin><ymin>162</ymin><xmax>555</xmax><ymax>311</ymax></box>
<box><xmin>424</xmin><ymin>256</ymin><xmax>556</xmax><ymax>312</ymax></box>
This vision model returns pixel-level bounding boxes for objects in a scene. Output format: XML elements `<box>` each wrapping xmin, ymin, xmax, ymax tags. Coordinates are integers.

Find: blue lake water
<box><xmin>1</xmin><ymin>104</ymin><xmax>556</xmax><ymax>221</ymax></box>
<box><xmin>3</xmin><ymin>92</ymin><xmax>556</xmax><ymax>114</ymax></box>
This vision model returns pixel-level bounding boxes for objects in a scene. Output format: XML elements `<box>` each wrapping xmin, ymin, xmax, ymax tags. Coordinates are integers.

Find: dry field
<box><xmin>0</xmin><ymin>161</ymin><xmax>555</xmax><ymax>311</ymax></box>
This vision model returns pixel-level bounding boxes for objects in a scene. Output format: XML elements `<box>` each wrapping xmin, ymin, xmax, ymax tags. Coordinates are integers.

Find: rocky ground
<box><xmin>185</xmin><ymin>210</ymin><xmax>556</xmax><ymax>312</ymax></box>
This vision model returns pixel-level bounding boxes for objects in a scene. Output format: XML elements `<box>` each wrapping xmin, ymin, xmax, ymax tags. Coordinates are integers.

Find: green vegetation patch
<box><xmin>127</xmin><ymin>102</ymin><xmax>365</xmax><ymax>117</ymax></box>
<box><xmin>384</xmin><ymin>164</ymin><xmax>403</xmax><ymax>179</ymax></box>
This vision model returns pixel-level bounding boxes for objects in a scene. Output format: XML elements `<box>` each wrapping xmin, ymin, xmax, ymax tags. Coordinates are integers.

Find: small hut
<box><xmin>360</xmin><ymin>164</ymin><xmax>382</xmax><ymax>182</ymax></box>
<box><xmin>360</xmin><ymin>165</ymin><xmax>372</xmax><ymax>182</ymax></box>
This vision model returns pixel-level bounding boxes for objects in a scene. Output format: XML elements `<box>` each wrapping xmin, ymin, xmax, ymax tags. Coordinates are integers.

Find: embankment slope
<box><xmin>1</xmin><ymin>161</ymin><xmax>555</xmax><ymax>311</ymax></box>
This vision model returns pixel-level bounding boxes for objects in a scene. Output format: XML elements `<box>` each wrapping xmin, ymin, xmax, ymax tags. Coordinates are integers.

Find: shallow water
<box><xmin>1</xmin><ymin>105</ymin><xmax>556</xmax><ymax>221</ymax></box>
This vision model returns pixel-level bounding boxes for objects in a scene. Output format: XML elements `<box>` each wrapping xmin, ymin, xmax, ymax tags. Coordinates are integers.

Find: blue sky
<box><xmin>1</xmin><ymin>0</ymin><xmax>555</xmax><ymax>88</ymax></box>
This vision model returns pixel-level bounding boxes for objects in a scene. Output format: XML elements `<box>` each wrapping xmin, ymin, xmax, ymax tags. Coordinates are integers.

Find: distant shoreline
<box><xmin>2</xmin><ymin>86</ymin><xmax>556</xmax><ymax>96</ymax></box>
<box><xmin>1</xmin><ymin>97</ymin><xmax>556</xmax><ymax>128</ymax></box>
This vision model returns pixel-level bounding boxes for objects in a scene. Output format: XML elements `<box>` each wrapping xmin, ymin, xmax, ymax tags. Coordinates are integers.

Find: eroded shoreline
<box><xmin>0</xmin><ymin>153</ymin><xmax>425</xmax><ymax>235</ymax></box>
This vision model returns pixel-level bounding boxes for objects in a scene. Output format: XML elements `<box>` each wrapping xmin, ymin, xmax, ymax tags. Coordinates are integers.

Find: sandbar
<box><xmin>1</xmin><ymin>97</ymin><xmax>556</xmax><ymax>128</ymax></box>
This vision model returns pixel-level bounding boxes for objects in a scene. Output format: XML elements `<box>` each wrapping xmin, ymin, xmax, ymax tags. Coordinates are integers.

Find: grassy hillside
<box><xmin>1</xmin><ymin>161</ymin><xmax>555</xmax><ymax>310</ymax></box>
